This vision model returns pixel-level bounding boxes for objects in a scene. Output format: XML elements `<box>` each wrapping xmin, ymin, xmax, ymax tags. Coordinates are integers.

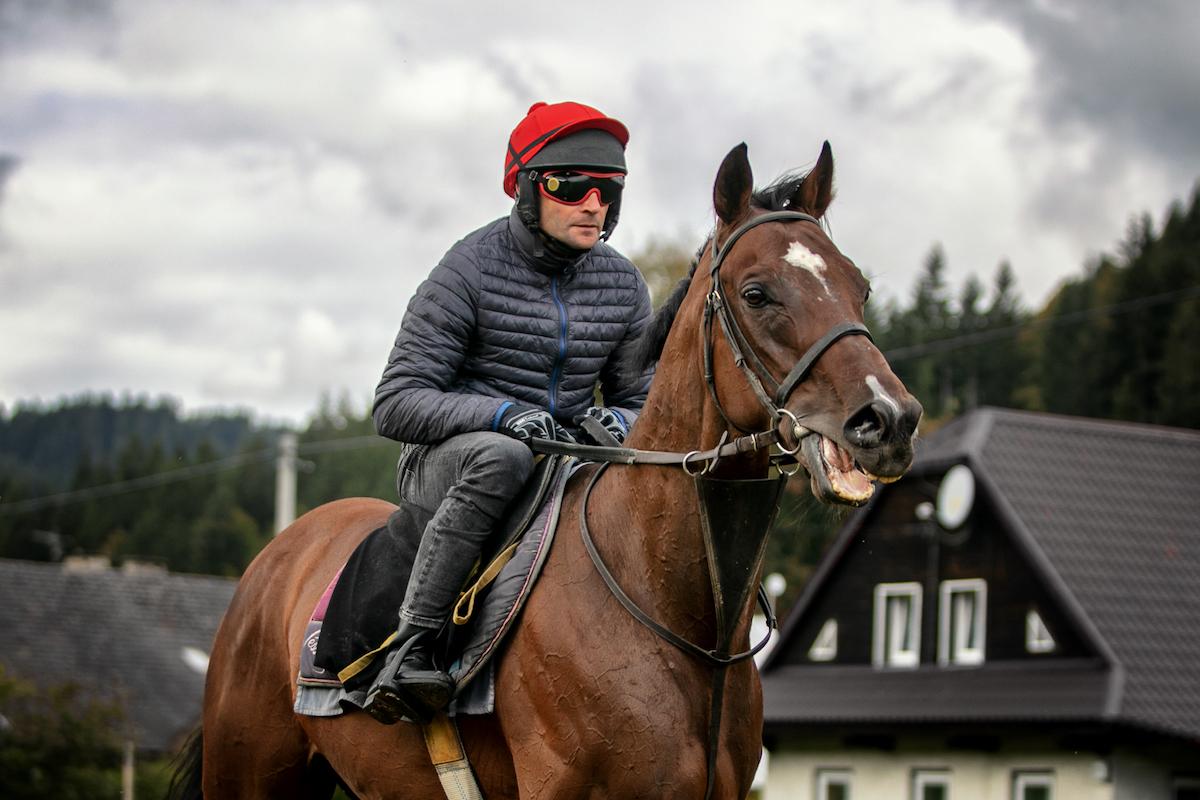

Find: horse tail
<box><xmin>165</xmin><ymin>727</ymin><xmax>204</xmax><ymax>800</ymax></box>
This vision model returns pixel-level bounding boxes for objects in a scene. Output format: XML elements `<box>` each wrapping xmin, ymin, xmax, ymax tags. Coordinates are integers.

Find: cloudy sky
<box><xmin>2</xmin><ymin>0</ymin><xmax>1197</xmax><ymax>424</ymax></box>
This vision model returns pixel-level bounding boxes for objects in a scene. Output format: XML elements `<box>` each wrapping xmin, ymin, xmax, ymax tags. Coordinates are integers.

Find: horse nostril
<box><xmin>844</xmin><ymin>402</ymin><xmax>889</xmax><ymax>448</ymax></box>
<box><xmin>899</xmin><ymin>398</ymin><xmax>924</xmax><ymax>440</ymax></box>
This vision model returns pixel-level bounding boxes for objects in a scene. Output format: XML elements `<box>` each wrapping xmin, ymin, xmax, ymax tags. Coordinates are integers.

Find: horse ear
<box><xmin>714</xmin><ymin>143</ymin><xmax>753</xmax><ymax>227</ymax></box>
<box><xmin>789</xmin><ymin>140</ymin><xmax>835</xmax><ymax>219</ymax></box>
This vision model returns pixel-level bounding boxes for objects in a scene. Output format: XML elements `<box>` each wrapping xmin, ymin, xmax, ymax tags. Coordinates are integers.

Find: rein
<box><xmin>529</xmin><ymin>427</ymin><xmax>778</xmax><ymax>474</ymax></box>
<box><xmin>574</xmin><ymin>461</ymin><xmax>778</xmax><ymax>666</ymax></box>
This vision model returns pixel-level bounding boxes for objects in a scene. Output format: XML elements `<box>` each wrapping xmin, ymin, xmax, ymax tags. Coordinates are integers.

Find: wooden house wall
<box><xmin>773</xmin><ymin>474</ymin><xmax>1095</xmax><ymax>667</ymax></box>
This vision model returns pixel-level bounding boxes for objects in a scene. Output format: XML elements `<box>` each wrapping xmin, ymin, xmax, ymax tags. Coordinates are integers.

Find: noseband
<box><xmin>702</xmin><ymin>209</ymin><xmax>873</xmax><ymax>443</ymax></box>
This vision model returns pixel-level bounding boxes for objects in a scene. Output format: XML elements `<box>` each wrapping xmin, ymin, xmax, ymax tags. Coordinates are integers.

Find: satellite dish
<box><xmin>936</xmin><ymin>464</ymin><xmax>975</xmax><ymax>530</ymax></box>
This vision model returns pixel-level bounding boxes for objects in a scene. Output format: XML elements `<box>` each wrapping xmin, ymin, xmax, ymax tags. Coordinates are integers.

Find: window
<box><xmin>816</xmin><ymin>768</ymin><xmax>852</xmax><ymax>800</ymax></box>
<box><xmin>913</xmin><ymin>769</ymin><xmax>950</xmax><ymax>800</ymax></box>
<box><xmin>1026</xmin><ymin>609</ymin><xmax>1056</xmax><ymax>654</ymax></box>
<box><xmin>809</xmin><ymin>618</ymin><xmax>838</xmax><ymax>661</ymax></box>
<box><xmin>938</xmin><ymin>579</ymin><xmax>986</xmax><ymax>666</ymax></box>
<box><xmin>1012</xmin><ymin>771</ymin><xmax>1053</xmax><ymax>800</ymax></box>
<box><xmin>873</xmin><ymin>582</ymin><xmax>922</xmax><ymax>668</ymax></box>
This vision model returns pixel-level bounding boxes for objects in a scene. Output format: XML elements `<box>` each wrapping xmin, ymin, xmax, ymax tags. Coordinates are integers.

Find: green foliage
<box><xmin>0</xmin><ymin>393</ymin><xmax>266</xmax><ymax>492</ymax></box>
<box><xmin>630</xmin><ymin>237</ymin><xmax>695</xmax><ymax>306</ymax></box>
<box><xmin>0</xmin><ymin>667</ymin><xmax>125</xmax><ymax>800</ymax></box>
<box><xmin>1028</xmin><ymin>187</ymin><xmax>1200</xmax><ymax>426</ymax></box>
<box><xmin>877</xmin><ymin>247</ymin><xmax>1033</xmax><ymax>421</ymax></box>
<box><xmin>0</xmin><ymin>393</ymin><xmax>398</xmax><ymax>576</ymax></box>
<box><xmin>135</xmin><ymin>757</ymin><xmax>177</xmax><ymax>799</ymax></box>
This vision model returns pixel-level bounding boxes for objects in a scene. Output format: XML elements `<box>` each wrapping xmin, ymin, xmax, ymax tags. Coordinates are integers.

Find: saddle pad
<box><xmin>294</xmin><ymin>457</ymin><xmax>576</xmax><ymax>718</ymax></box>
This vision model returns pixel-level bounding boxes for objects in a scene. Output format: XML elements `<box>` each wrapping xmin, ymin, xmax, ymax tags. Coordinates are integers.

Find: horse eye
<box><xmin>742</xmin><ymin>286</ymin><xmax>768</xmax><ymax>308</ymax></box>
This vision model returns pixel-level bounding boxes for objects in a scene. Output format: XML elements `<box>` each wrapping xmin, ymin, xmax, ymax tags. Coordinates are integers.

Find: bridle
<box><xmin>528</xmin><ymin>209</ymin><xmax>877</xmax><ymax>800</ymax></box>
<box><xmin>702</xmin><ymin>209</ymin><xmax>873</xmax><ymax>449</ymax></box>
<box><xmin>531</xmin><ymin>208</ymin><xmax>874</xmax><ymax>473</ymax></box>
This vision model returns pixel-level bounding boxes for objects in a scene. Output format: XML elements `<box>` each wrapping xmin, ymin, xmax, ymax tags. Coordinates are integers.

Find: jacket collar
<box><xmin>508</xmin><ymin>208</ymin><xmax>591</xmax><ymax>275</ymax></box>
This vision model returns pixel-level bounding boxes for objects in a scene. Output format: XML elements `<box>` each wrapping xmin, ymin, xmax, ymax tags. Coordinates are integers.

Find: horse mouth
<box><xmin>799</xmin><ymin>434</ymin><xmax>895</xmax><ymax>506</ymax></box>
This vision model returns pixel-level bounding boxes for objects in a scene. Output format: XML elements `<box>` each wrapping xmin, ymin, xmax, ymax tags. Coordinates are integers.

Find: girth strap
<box><xmin>423</xmin><ymin>713</ymin><xmax>485</xmax><ymax>800</ymax></box>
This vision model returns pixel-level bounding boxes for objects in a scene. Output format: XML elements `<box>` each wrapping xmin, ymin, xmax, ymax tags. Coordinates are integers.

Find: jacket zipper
<box><xmin>548</xmin><ymin>276</ymin><xmax>568</xmax><ymax>416</ymax></box>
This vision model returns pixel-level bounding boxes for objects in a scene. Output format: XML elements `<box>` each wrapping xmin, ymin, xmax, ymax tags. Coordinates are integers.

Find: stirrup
<box><xmin>363</xmin><ymin>634</ymin><xmax>454</xmax><ymax>725</ymax></box>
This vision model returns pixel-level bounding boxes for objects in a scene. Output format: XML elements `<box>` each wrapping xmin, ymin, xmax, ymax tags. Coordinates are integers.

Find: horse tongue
<box><xmin>800</xmin><ymin>434</ymin><xmax>875</xmax><ymax>507</ymax></box>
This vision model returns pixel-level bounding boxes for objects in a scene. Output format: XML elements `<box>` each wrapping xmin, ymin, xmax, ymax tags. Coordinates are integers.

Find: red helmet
<box><xmin>503</xmin><ymin>101</ymin><xmax>629</xmax><ymax>198</ymax></box>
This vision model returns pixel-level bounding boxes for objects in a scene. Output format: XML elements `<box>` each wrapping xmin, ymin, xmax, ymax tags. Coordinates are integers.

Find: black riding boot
<box><xmin>363</xmin><ymin>621</ymin><xmax>455</xmax><ymax>725</ymax></box>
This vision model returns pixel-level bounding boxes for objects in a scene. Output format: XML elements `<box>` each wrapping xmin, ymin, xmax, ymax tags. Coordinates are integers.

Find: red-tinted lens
<box><xmin>537</xmin><ymin>171</ymin><xmax>625</xmax><ymax>205</ymax></box>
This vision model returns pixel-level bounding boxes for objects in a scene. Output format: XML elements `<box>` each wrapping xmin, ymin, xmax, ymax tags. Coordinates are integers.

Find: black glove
<box><xmin>498</xmin><ymin>407</ymin><xmax>575</xmax><ymax>445</ymax></box>
<box><xmin>574</xmin><ymin>406</ymin><xmax>629</xmax><ymax>446</ymax></box>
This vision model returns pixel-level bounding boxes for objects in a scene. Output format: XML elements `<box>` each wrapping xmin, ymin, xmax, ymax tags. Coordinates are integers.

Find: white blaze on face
<box><xmin>784</xmin><ymin>240</ymin><xmax>830</xmax><ymax>294</ymax></box>
<box><xmin>865</xmin><ymin>374</ymin><xmax>901</xmax><ymax>418</ymax></box>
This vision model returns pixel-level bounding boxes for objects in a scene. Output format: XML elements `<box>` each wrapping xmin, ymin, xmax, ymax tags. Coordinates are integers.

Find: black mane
<box><xmin>751</xmin><ymin>171</ymin><xmax>808</xmax><ymax>212</ymax></box>
<box><xmin>622</xmin><ymin>169</ymin><xmax>816</xmax><ymax>377</ymax></box>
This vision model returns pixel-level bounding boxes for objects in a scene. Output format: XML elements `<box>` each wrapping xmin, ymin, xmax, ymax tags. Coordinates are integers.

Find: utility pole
<box><xmin>274</xmin><ymin>432</ymin><xmax>298</xmax><ymax>535</ymax></box>
<box><xmin>122</xmin><ymin>739</ymin><xmax>135</xmax><ymax>799</ymax></box>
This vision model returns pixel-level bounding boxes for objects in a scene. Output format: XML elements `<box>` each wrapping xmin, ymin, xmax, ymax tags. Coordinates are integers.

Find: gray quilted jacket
<box><xmin>373</xmin><ymin>211</ymin><xmax>653</xmax><ymax>445</ymax></box>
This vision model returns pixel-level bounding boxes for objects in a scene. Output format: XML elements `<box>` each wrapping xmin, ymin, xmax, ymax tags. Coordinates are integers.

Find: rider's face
<box><xmin>538</xmin><ymin>189</ymin><xmax>608</xmax><ymax>249</ymax></box>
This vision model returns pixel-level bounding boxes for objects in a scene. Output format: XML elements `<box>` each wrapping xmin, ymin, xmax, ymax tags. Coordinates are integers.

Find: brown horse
<box><xmin>178</xmin><ymin>142</ymin><xmax>921</xmax><ymax>799</ymax></box>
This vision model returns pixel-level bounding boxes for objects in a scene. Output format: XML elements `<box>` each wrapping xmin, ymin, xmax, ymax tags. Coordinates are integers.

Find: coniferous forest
<box><xmin>1</xmin><ymin>185</ymin><xmax>1198</xmax><ymax>603</ymax></box>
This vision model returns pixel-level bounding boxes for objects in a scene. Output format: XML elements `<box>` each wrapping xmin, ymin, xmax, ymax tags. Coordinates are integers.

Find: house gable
<box><xmin>763</xmin><ymin>407</ymin><xmax>1200</xmax><ymax>742</ymax></box>
<box><xmin>769</xmin><ymin>471</ymin><xmax>1096</xmax><ymax>670</ymax></box>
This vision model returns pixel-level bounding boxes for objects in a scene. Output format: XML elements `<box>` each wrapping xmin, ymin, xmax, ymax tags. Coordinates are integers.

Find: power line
<box><xmin>882</xmin><ymin>284</ymin><xmax>1200</xmax><ymax>363</ymax></box>
<box><xmin>0</xmin><ymin>435</ymin><xmax>394</xmax><ymax>516</ymax></box>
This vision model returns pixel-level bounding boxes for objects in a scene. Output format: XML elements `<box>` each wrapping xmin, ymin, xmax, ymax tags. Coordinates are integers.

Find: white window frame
<box><xmin>913</xmin><ymin>769</ymin><xmax>951</xmax><ymax>800</ymax></box>
<box><xmin>1026</xmin><ymin>609</ymin><xmax>1056</xmax><ymax>654</ymax></box>
<box><xmin>816</xmin><ymin>768</ymin><xmax>852</xmax><ymax>800</ymax></box>
<box><xmin>938</xmin><ymin>578</ymin><xmax>987</xmax><ymax>666</ymax></box>
<box><xmin>808</xmin><ymin>618</ymin><xmax>838</xmax><ymax>661</ymax></box>
<box><xmin>873</xmin><ymin>582</ymin><xmax>922</xmax><ymax>668</ymax></box>
<box><xmin>1012</xmin><ymin>770</ymin><xmax>1053</xmax><ymax>800</ymax></box>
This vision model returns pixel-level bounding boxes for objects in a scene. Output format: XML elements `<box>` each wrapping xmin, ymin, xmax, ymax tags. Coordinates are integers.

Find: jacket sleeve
<box><xmin>600</xmin><ymin>270</ymin><xmax>655</xmax><ymax>427</ymax></box>
<box><xmin>373</xmin><ymin>251</ymin><xmax>509</xmax><ymax>444</ymax></box>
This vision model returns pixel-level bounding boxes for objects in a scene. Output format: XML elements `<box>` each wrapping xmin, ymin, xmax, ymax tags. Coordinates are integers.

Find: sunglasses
<box><xmin>533</xmin><ymin>170</ymin><xmax>625</xmax><ymax>206</ymax></box>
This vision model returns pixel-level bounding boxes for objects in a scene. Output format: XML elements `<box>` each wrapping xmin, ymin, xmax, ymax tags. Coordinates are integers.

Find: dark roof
<box><xmin>0</xmin><ymin>558</ymin><xmax>237</xmax><ymax>752</ymax></box>
<box><xmin>764</xmin><ymin>408</ymin><xmax>1200</xmax><ymax>740</ymax></box>
<box><xmin>765</xmin><ymin>661</ymin><xmax>1111</xmax><ymax>724</ymax></box>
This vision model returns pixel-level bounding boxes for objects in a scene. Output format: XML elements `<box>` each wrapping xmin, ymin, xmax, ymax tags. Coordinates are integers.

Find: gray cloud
<box><xmin>959</xmin><ymin>0</ymin><xmax>1200</xmax><ymax>165</ymax></box>
<box><xmin>1</xmin><ymin>0</ymin><xmax>1196</xmax><ymax>422</ymax></box>
<box><xmin>0</xmin><ymin>154</ymin><xmax>17</xmax><ymax>201</ymax></box>
<box><xmin>0</xmin><ymin>0</ymin><xmax>116</xmax><ymax>52</ymax></box>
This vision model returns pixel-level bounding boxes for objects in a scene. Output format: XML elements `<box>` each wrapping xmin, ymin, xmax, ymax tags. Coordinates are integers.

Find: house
<box><xmin>0</xmin><ymin>556</ymin><xmax>236</xmax><ymax>754</ymax></box>
<box><xmin>760</xmin><ymin>408</ymin><xmax>1200</xmax><ymax>800</ymax></box>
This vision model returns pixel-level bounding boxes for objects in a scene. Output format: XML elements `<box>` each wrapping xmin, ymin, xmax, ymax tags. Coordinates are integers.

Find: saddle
<box><xmin>295</xmin><ymin>454</ymin><xmax>574</xmax><ymax>718</ymax></box>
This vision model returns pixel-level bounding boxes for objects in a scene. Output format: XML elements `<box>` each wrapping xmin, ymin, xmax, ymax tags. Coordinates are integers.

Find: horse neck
<box><xmin>591</xmin><ymin>292</ymin><xmax>771</xmax><ymax>642</ymax></box>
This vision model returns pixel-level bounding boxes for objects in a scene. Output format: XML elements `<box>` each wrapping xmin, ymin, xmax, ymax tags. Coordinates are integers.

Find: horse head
<box><xmin>692</xmin><ymin>142</ymin><xmax>922</xmax><ymax>505</ymax></box>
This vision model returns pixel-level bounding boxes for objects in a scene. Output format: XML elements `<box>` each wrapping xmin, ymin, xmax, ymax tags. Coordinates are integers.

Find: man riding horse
<box><xmin>366</xmin><ymin>101</ymin><xmax>654</xmax><ymax>724</ymax></box>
